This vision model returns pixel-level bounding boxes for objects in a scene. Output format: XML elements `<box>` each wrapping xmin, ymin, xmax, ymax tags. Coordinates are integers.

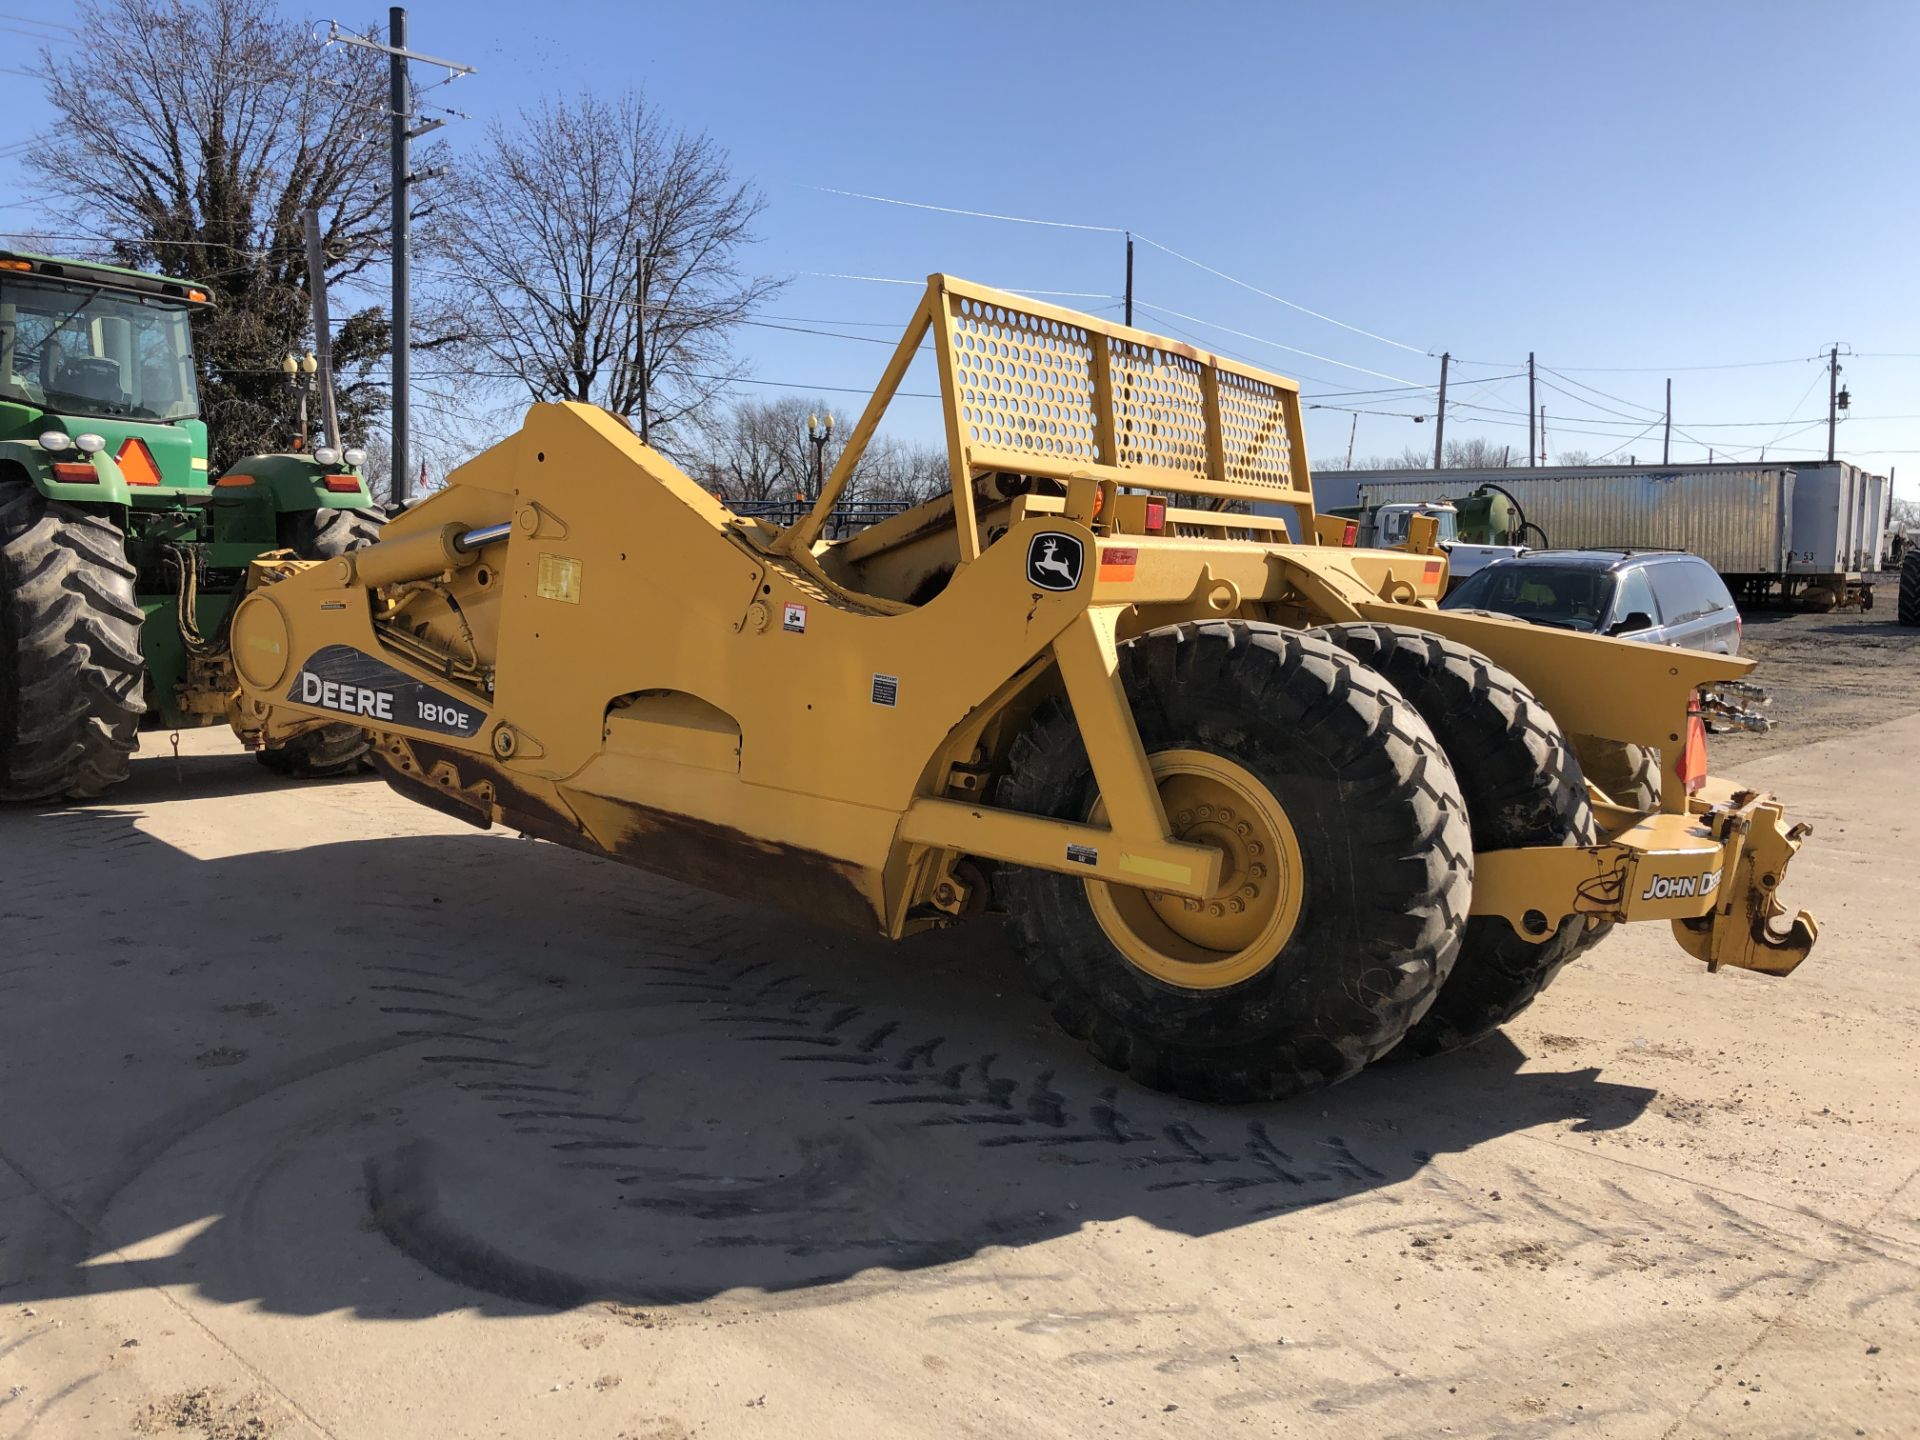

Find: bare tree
<box><xmin>1341</xmin><ymin>437</ymin><xmax>1523</xmax><ymax>472</ymax></box>
<box><xmin>688</xmin><ymin>397</ymin><xmax>827</xmax><ymax>503</ymax></box>
<box><xmin>1554</xmin><ymin>449</ymin><xmax>1599</xmax><ymax>468</ymax></box>
<box><xmin>28</xmin><ymin>0</ymin><xmax>405</xmax><ymax>467</ymax></box>
<box><xmin>1341</xmin><ymin>446</ymin><xmax>1436</xmax><ymax>472</ymax></box>
<box><xmin>854</xmin><ymin>436</ymin><xmax>950</xmax><ymax>506</ymax></box>
<box><xmin>1440</xmin><ymin>437</ymin><xmax>1515</xmax><ymax>469</ymax></box>
<box><xmin>688</xmin><ymin>396</ymin><xmax>952</xmax><ymax>509</ymax></box>
<box><xmin>427</xmin><ymin>93</ymin><xmax>781</xmax><ymax>448</ymax></box>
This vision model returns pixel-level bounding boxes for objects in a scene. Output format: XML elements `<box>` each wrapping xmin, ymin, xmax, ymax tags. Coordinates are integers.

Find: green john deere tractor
<box><xmin>0</xmin><ymin>249</ymin><xmax>384</xmax><ymax>800</ymax></box>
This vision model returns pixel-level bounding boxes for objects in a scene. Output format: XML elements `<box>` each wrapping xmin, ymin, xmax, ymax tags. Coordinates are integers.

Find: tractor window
<box><xmin>0</xmin><ymin>275</ymin><xmax>200</xmax><ymax>422</ymax></box>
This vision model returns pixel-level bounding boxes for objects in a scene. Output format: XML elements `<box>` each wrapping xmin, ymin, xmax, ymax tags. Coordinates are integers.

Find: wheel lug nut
<box><xmin>1218</xmin><ymin>807</ymin><xmax>1235</xmax><ymax>823</ymax></box>
<box><xmin>1247</xmin><ymin>842</ymin><xmax>1264</xmax><ymax>857</ymax></box>
<box><xmin>1196</xmin><ymin>804</ymin><xmax>1213</xmax><ymax>821</ymax></box>
<box><xmin>1176</xmin><ymin>809</ymin><xmax>1195</xmax><ymax>827</ymax></box>
<box><xmin>1207</xmin><ymin>902</ymin><xmax>1225</xmax><ymax>918</ymax></box>
<box><xmin>1240</xmin><ymin>884</ymin><xmax>1257</xmax><ymax>899</ymax></box>
<box><xmin>1235</xmin><ymin>821</ymin><xmax>1251</xmax><ymax>837</ymax></box>
<box><xmin>1228</xmin><ymin>898</ymin><xmax>1245</xmax><ymax>914</ymax></box>
<box><xmin>1183</xmin><ymin>898</ymin><xmax>1202</xmax><ymax>912</ymax></box>
<box><xmin>1249</xmin><ymin>864</ymin><xmax>1266</xmax><ymax>880</ymax></box>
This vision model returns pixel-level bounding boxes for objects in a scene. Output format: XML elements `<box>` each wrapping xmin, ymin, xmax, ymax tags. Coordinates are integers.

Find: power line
<box><xmin>811</xmin><ymin>183</ymin><xmax>1434</xmax><ymax>357</ymax></box>
<box><xmin>808</xmin><ymin>185</ymin><xmax>1123</xmax><ymax>235</ymax></box>
<box><xmin>1589</xmin><ymin>419</ymin><xmax>1668</xmax><ymax>463</ymax></box>
<box><xmin>1131</xmin><ymin>299</ymin><xmax>1422</xmax><ymax>387</ymax></box>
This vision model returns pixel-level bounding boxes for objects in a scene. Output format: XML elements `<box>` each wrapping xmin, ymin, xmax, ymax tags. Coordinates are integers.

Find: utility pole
<box><xmin>635</xmin><ymin>239</ymin><xmax>651</xmax><ymax>445</ymax></box>
<box><xmin>1827</xmin><ymin>344</ymin><xmax>1840</xmax><ymax>462</ymax></box>
<box><xmin>1663</xmin><ymin>377</ymin><xmax>1672</xmax><ymax>464</ymax></box>
<box><xmin>1123</xmin><ymin>232</ymin><xmax>1134</xmax><ymax>327</ymax></box>
<box><xmin>1527</xmin><ymin>352</ymin><xmax>1536</xmax><ymax>467</ymax></box>
<box><xmin>302</xmin><ymin>207</ymin><xmax>340</xmax><ymax>451</ymax></box>
<box><xmin>1345</xmin><ymin>412</ymin><xmax>1357</xmax><ymax>468</ymax></box>
<box><xmin>327</xmin><ymin>14</ymin><xmax>473</xmax><ymax>506</ymax></box>
<box><xmin>388</xmin><ymin>8</ymin><xmax>409</xmax><ymax>500</ymax></box>
<box><xmin>1539</xmin><ymin>406</ymin><xmax>1548</xmax><ymax>464</ymax></box>
<box><xmin>1432</xmin><ymin>352</ymin><xmax>1449</xmax><ymax>469</ymax></box>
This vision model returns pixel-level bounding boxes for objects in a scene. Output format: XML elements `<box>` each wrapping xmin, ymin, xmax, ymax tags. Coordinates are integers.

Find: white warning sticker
<box><xmin>783</xmin><ymin>602</ymin><xmax>808</xmax><ymax>633</ymax></box>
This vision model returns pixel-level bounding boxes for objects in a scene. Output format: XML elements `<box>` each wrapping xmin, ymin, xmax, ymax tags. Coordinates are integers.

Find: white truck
<box><xmin>1357</xmin><ymin>502</ymin><xmax>1527</xmax><ymax>588</ymax></box>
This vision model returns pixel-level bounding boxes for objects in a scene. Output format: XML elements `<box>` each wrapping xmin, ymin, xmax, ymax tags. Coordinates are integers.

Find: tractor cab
<box><xmin>0</xmin><ymin>251</ymin><xmax>214</xmax><ymax>498</ymax></box>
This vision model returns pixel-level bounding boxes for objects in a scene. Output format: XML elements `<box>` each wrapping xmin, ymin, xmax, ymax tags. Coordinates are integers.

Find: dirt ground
<box><xmin>1</xmin><ymin>617</ymin><xmax>1916</xmax><ymax>1439</ymax></box>
<box><xmin>1714</xmin><ymin>586</ymin><xmax>1920</xmax><ymax>761</ymax></box>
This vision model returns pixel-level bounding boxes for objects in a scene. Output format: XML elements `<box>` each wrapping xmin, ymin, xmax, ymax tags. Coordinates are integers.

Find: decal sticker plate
<box><xmin>287</xmin><ymin>644</ymin><xmax>487</xmax><ymax>738</ymax></box>
<box><xmin>1026</xmin><ymin>532</ymin><xmax>1084</xmax><ymax>591</ymax></box>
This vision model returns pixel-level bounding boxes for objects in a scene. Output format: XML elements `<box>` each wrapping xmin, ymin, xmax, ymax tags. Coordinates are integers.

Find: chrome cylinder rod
<box><xmin>455</xmin><ymin>521</ymin><xmax>512</xmax><ymax>552</ymax></box>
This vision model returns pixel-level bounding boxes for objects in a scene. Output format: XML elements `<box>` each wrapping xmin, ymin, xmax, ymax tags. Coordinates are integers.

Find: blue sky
<box><xmin>3</xmin><ymin>0</ymin><xmax>1917</xmax><ymax>498</ymax></box>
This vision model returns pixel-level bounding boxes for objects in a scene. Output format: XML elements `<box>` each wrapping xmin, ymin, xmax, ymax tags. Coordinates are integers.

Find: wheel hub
<box><xmin>1086</xmin><ymin>750</ymin><xmax>1305</xmax><ymax>991</ymax></box>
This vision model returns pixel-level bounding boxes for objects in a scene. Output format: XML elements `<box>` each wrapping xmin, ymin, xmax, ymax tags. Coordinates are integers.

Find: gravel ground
<box><xmin>1713</xmin><ymin>580</ymin><xmax>1920</xmax><ymax>764</ymax></box>
<box><xmin>0</xmin><ymin>617</ymin><xmax>1914</xmax><ymax>1439</ymax></box>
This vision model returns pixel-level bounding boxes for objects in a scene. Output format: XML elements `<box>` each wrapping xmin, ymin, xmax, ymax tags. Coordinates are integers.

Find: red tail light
<box><xmin>1342</xmin><ymin>521</ymin><xmax>1358</xmax><ymax>547</ymax></box>
<box><xmin>1144</xmin><ymin>497</ymin><xmax>1167</xmax><ymax>534</ymax></box>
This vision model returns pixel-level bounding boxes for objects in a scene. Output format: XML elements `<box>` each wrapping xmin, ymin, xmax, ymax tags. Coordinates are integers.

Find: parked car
<box><xmin>1440</xmin><ymin>549</ymin><xmax>1741</xmax><ymax>654</ymax></box>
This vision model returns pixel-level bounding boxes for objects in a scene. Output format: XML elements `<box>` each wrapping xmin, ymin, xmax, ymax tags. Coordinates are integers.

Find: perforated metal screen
<box><xmin>942</xmin><ymin>288</ymin><xmax>1304</xmax><ymax>502</ymax></box>
<box><xmin>948</xmin><ymin>297</ymin><xmax>1100</xmax><ymax>465</ymax></box>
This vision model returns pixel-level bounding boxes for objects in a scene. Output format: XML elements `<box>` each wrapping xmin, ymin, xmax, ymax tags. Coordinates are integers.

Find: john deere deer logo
<box><xmin>1026</xmin><ymin>533</ymin><xmax>1084</xmax><ymax>591</ymax></box>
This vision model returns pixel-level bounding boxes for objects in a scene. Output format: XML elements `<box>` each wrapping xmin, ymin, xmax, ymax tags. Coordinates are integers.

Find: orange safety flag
<box><xmin>1675</xmin><ymin>707</ymin><xmax>1709</xmax><ymax>795</ymax></box>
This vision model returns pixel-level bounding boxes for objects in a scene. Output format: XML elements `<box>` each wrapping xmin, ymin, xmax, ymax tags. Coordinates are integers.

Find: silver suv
<box><xmin>1441</xmin><ymin>550</ymin><xmax>1741</xmax><ymax>655</ymax></box>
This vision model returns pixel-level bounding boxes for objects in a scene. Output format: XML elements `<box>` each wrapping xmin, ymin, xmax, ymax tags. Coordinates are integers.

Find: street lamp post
<box><xmin>283</xmin><ymin>352</ymin><xmax>319</xmax><ymax>450</ymax></box>
<box><xmin>806</xmin><ymin>412</ymin><xmax>834</xmax><ymax>508</ymax></box>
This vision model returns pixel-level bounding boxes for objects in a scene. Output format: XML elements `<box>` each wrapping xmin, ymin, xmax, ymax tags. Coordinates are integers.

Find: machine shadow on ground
<box><xmin>0</xmin><ymin>775</ymin><xmax>1657</xmax><ymax>1320</ymax></box>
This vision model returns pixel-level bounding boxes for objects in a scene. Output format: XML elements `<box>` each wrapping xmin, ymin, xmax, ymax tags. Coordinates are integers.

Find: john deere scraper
<box><xmin>213</xmin><ymin>274</ymin><xmax>1817</xmax><ymax>1101</ymax></box>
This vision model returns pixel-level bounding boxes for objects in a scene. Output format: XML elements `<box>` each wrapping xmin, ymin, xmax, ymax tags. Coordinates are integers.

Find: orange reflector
<box><xmin>1099</xmin><ymin>545</ymin><xmax>1138</xmax><ymax>583</ymax></box>
<box><xmin>186</xmin><ymin>288</ymin><xmax>208</xmax><ymax>303</ymax></box>
<box><xmin>1422</xmin><ymin>560</ymin><xmax>1444</xmax><ymax>582</ymax></box>
<box><xmin>215</xmin><ymin>474</ymin><xmax>256</xmax><ymax>487</ymax></box>
<box><xmin>323</xmin><ymin>476</ymin><xmax>361</xmax><ymax>493</ymax></box>
<box><xmin>1676</xmin><ymin>710</ymin><xmax>1709</xmax><ymax>794</ymax></box>
<box><xmin>0</xmin><ymin>258</ymin><xmax>31</xmax><ymax>272</ymax></box>
<box><xmin>51</xmin><ymin>461</ymin><xmax>97</xmax><ymax>483</ymax></box>
<box><xmin>115</xmin><ymin>437</ymin><xmax>162</xmax><ymax>486</ymax></box>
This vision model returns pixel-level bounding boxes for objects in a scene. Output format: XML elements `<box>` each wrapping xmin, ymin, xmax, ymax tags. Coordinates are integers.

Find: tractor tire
<box><xmin>1570</xmin><ymin>735</ymin><xmax>1661</xmax><ymax>813</ymax></box>
<box><xmin>1562</xmin><ymin>735</ymin><xmax>1662</xmax><ymax>958</ymax></box>
<box><xmin>0</xmin><ymin>479</ymin><xmax>147</xmax><ymax>802</ymax></box>
<box><xmin>254</xmin><ymin>504</ymin><xmax>387</xmax><ymax>777</ymax></box>
<box><xmin>993</xmin><ymin>620</ymin><xmax>1472</xmax><ymax>1103</ymax></box>
<box><xmin>1900</xmin><ymin>549</ymin><xmax>1920</xmax><ymax>628</ymax></box>
<box><xmin>1314</xmin><ymin>623</ymin><xmax>1598</xmax><ymax>1056</ymax></box>
<box><xmin>284</xmin><ymin>505</ymin><xmax>386</xmax><ymax>559</ymax></box>
<box><xmin>255</xmin><ymin>723</ymin><xmax>372</xmax><ymax>779</ymax></box>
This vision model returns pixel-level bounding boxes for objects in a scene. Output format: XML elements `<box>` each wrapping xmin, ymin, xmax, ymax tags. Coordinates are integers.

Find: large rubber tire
<box><xmin>1314</xmin><ymin>623</ymin><xmax>1598</xmax><ymax>1055</ymax></box>
<box><xmin>1900</xmin><ymin>549</ymin><xmax>1920</xmax><ymax>628</ymax></box>
<box><xmin>1570</xmin><ymin>735</ymin><xmax>1661</xmax><ymax>812</ymax></box>
<box><xmin>283</xmin><ymin>505</ymin><xmax>386</xmax><ymax>559</ymax></box>
<box><xmin>993</xmin><ymin>620</ymin><xmax>1473</xmax><ymax>1103</ymax></box>
<box><xmin>0</xmin><ymin>480</ymin><xmax>147</xmax><ymax>801</ymax></box>
<box><xmin>255</xmin><ymin>723</ymin><xmax>372</xmax><ymax>779</ymax></box>
<box><xmin>256</xmin><ymin>504</ymin><xmax>387</xmax><ymax>777</ymax></box>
